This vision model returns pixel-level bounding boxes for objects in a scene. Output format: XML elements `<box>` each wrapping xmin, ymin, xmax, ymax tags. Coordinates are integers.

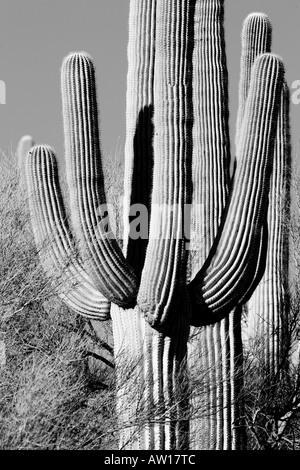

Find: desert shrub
<box><xmin>0</xmin><ymin>151</ymin><xmax>117</xmax><ymax>449</ymax></box>
<box><xmin>241</xmin><ymin>168</ymin><xmax>300</xmax><ymax>450</ymax></box>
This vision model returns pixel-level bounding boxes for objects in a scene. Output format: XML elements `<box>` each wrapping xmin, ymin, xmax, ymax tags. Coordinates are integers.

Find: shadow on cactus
<box><xmin>24</xmin><ymin>0</ymin><xmax>289</xmax><ymax>450</ymax></box>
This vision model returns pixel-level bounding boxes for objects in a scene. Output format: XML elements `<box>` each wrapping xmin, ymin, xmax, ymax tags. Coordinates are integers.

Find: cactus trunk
<box><xmin>111</xmin><ymin>301</ymin><xmax>190</xmax><ymax>450</ymax></box>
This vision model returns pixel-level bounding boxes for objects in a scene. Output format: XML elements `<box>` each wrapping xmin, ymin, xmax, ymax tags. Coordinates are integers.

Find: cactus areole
<box><xmin>25</xmin><ymin>0</ymin><xmax>288</xmax><ymax>450</ymax></box>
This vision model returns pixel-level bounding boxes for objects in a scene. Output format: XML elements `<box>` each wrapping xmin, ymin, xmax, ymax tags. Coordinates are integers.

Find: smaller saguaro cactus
<box><xmin>17</xmin><ymin>135</ymin><xmax>35</xmax><ymax>164</ymax></box>
<box><xmin>24</xmin><ymin>0</ymin><xmax>287</xmax><ymax>450</ymax></box>
<box><xmin>17</xmin><ymin>135</ymin><xmax>35</xmax><ymax>189</ymax></box>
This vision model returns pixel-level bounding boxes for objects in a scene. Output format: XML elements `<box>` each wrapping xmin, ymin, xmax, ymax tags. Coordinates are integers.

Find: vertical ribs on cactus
<box><xmin>123</xmin><ymin>0</ymin><xmax>156</xmax><ymax>280</ymax></box>
<box><xmin>188</xmin><ymin>43</ymin><xmax>284</xmax><ymax>327</ymax></box>
<box><xmin>61</xmin><ymin>53</ymin><xmax>138</xmax><ymax>307</ymax></box>
<box><xmin>24</xmin><ymin>0</ymin><xmax>289</xmax><ymax>450</ymax></box>
<box><xmin>188</xmin><ymin>8</ymin><xmax>281</xmax><ymax>450</ymax></box>
<box><xmin>237</xmin><ymin>12</ymin><xmax>291</xmax><ymax>379</ymax></box>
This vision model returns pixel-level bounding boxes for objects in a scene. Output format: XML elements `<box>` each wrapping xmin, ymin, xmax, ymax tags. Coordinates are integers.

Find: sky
<box><xmin>0</xmin><ymin>0</ymin><xmax>300</xmax><ymax>169</ymax></box>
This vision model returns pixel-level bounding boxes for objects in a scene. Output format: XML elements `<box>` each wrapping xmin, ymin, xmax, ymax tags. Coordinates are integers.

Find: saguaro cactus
<box><xmin>25</xmin><ymin>0</ymin><xmax>287</xmax><ymax>450</ymax></box>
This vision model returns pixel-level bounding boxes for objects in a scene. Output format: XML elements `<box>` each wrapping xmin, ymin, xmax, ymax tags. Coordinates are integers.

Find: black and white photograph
<box><xmin>0</xmin><ymin>0</ymin><xmax>300</xmax><ymax>456</ymax></box>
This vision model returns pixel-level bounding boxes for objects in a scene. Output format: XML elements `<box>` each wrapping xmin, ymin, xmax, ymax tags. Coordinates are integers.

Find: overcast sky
<box><xmin>0</xmin><ymin>0</ymin><xmax>299</xmax><ymax>167</ymax></box>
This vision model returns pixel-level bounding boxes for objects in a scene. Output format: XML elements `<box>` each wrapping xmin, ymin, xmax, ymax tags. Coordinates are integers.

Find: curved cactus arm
<box><xmin>189</xmin><ymin>0</ymin><xmax>231</xmax><ymax>280</ymax></box>
<box><xmin>236</xmin><ymin>13</ymin><xmax>272</xmax><ymax>148</ymax></box>
<box><xmin>137</xmin><ymin>0</ymin><xmax>194</xmax><ymax>329</ymax></box>
<box><xmin>189</xmin><ymin>53</ymin><xmax>285</xmax><ymax>325</ymax></box>
<box><xmin>123</xmin><ymin>0</ymin><xmax>156</xmax><ymax>279</ymax></box>
<box><xmin>246</xmin><ymin>82</ymin><xmax>291</xmax><ymax>374</ymax></box>
<box><xmin>26</xmin><ymin>145</ymin><xmax>110</xmax><ymax>320</ymax></box>
<box><xmin>61</xmin><ymin>53</ymin><xmax>138</xmax><ymax>307</ymax></box>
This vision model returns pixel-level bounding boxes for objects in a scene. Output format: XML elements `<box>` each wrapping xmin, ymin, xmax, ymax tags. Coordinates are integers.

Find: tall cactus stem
<box><xmin>189</xmin><ymin>0</ymin><xmax>231</xmax><ymax>278</ymax></box>
<box><xmin>123</xmin><ymin>0</ymin><xmax>156</xmax><ymax>279</ymax></box>
<box><xmin>137</xmin><ymin>0</ymin><xmax>194</xmax><ymax>329</ymax></box>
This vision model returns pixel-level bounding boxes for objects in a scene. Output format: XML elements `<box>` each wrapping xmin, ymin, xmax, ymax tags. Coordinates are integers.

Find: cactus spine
<box><xmin>25</xmin><ymin>0</ymin><xmax>287</xmax><ymax>450</ymax></box>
